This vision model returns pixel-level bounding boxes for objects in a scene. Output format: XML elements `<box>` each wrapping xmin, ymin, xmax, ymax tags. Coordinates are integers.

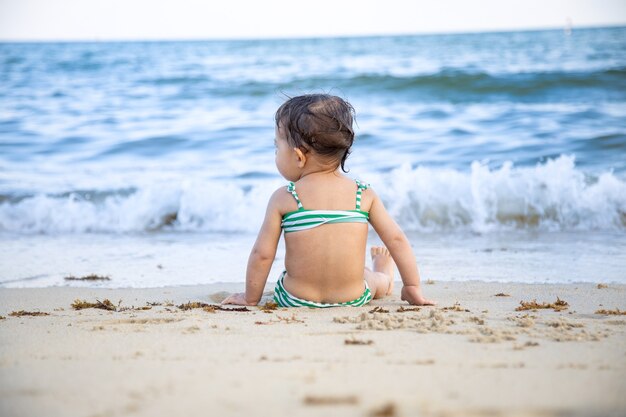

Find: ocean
<box><xmin>1</xmin><ymin>26</ymin><xmax>625</xmax><ymax>288</ymax></box>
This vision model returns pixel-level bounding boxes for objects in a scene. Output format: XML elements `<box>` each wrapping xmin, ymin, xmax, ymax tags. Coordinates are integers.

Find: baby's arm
<box><xmin>222</xmin><ymin>188</ymin><xmax>283</xmax><ymax>306</ymax></box>
<box><xmin>368</xmin><ymin>188</ymin><xmax>436</xmax><ymax>306</ymax></box>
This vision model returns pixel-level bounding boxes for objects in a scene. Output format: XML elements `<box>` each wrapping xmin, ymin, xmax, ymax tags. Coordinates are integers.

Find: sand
<box><xmin>1</xmin><ymin>281</ymin><xmax>625</xmax><ymax>417</ymax></box>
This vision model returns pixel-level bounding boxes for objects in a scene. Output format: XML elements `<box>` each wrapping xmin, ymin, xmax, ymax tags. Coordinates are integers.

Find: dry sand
<box><xmin>1</xmin><ymin>281</ymin><xmax>625</xmax><ymax>417</ymax></box>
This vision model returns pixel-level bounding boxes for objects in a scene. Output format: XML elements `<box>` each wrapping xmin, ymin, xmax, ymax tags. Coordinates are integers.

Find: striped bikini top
<box><xmin>281</xmin><ymin>179</ymin><xmax>370</xmax><ymax>233</ymax></box>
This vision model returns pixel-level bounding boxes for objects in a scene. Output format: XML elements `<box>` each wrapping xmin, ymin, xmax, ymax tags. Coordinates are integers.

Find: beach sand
<box><xmin>1</xmin><ymin>281</ymin><xmax>625</xmax><ymax>417</ymax></box>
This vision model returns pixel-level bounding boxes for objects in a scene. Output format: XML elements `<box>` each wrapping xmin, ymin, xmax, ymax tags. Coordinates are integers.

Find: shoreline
<box><xmin>2</xmin><ymin>230</ymin><xmax>625</xmax><ymax>289</ymax></box>
<box><xmin>1</xmin><ymin>281</ymin><xmax>625</xmax><ymax>417</ymax></box>
<box><xmin>4</xmin><ymin>276</ymin><xmax>626</xmax><ymax>290</ymax></box>
<box><xmin>3</xmin><ymin>277</ymin><xmax>626</xmax><ymax>292</ymax></box>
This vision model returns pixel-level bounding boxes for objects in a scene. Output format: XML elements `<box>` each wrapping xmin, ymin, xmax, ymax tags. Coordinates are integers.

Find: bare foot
<box><xmin>371</xmin><ymin>246</ymin><xmax>395</xmax><ymax>296</ymax></box>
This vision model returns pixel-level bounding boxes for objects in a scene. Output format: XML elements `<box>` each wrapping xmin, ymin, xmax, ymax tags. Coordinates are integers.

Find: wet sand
<box><xmin>1</xmin><ymin>281</ymin><xmax>625</xmax><ymax>417</ymax></box>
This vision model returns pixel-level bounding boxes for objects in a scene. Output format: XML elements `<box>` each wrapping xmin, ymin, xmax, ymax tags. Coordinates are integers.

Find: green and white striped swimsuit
<box><xmin>273</xmin><ymin>179</ymin><xmax>373</xmax><ymax>308</ymax></box>
<box><xmin>274</xmin><ymin>271</ymin><xmax>372</xmax><ymax>308</ymax></box>
<box><xmin>280</xmin><ymin>179</ymin><xmax>370</xmax><ymax>233</ymax></box>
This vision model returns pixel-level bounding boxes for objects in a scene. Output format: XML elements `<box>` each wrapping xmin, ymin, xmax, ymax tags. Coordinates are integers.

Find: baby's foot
<box><xmin>371</xmin><ymin>246</ymin><xmax>395</xmax><ymax>296</ymax></box>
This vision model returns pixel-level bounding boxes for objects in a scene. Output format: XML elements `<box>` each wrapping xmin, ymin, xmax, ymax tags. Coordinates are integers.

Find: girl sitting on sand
<box><xmin>222</xmin><ymin>94</ymin><xmax>435</xmax><ymax>308</ymax></box>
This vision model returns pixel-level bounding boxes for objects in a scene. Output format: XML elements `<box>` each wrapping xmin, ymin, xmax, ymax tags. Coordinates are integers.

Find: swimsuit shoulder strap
<box><xmin>355</xmin><ymin>179</ymin><xmax>370</xmax><ymax>210</ymax></box>
<box><xmin>286</xmin><ymin>181</ymin><xmax>304</xmax><ymax>210</ymax></box>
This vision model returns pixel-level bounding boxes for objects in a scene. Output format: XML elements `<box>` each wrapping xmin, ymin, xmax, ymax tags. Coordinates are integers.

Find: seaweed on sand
<box><xmin>118</xmin><ymin>305</ymin><xmax>152</xmax><ymax>312</ymax></box>
<box><xmin>177</xmin><ymin>301</ymin><xmax>213</xmax><ymax>310</ymax></box>
<box><xmin>595</xmin><ymin>308</ymin><xmax>626</xmax><ymax>315</ymax></box>
<box><xmin>515</xmin><ymin>297</ymin><xmax>568</xmax><ymax>312</ymax></box>
<box><xmin>9</xmin><ymin>310</ymin><xmax>50</xmax><ymax>317</ymax></box>
<box><xmin>64</xmin><ymin>274</ymin><xmax>111</xmax><ymax>281</ymax></box>
<box><xmin>177</xmin><ymin>301</ymin><xmax>250</xmax><ymax>312</ymax></box>
<box><xmin>259</xmin><ymin>301</ymin><xmax>279</xmax><ymax>313</ymax></box>
<box><xmin>345</xmin><ymin>337</ymin><xmax>374</xmax><ymax>345</ymax></box>
<box><xmin>303</xmin><ymin>395</ymin><xmax>358</xmax><ymax>405</ymax></box>
<box><xmin>71</xmin><ymin>298</ymin><xmax>118</xmax><ymax>311</ymax></box>
<box><xmin>71</xmin><ymin>298</ymin><xmax>156</xmax><ymax>312</ymax></box>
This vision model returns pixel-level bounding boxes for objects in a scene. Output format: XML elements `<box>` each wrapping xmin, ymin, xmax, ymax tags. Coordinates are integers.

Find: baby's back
<box><xmin>280</xmin><ymin>175</ymin><xmax>371</xmax><ymax>303</ymax></box>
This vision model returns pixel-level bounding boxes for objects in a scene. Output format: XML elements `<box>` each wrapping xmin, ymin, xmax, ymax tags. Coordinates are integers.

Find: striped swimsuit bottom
<box><xmin>273</xmin><ymin>179</ymin><xmax>373</xmax><ymax>308</ymax></box>
<box><xmin>273</xmin><ymin>270</ymin><xmax>373</xmax><ymax>308</ymax></box>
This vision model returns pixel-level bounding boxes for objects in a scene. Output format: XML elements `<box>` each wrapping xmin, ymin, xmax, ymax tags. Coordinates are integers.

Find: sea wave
<box><xmin>193</xmin><ymin>67</ymin><xmax>626</xmax><ymax>102</ymax></box>
<box><xmin>376</xmin><ymin>155</ymin><xmax>626</xmax><ymax>233</ymax></box>
<box><xmin>121</xmin><ymin>67</ymin><xmax>626</xmax><ymax>103</ymax></box>
<box><xmin>0</xmin><ymin>155</ymin><xmax>624</xmax><ymax>234</ymax></box>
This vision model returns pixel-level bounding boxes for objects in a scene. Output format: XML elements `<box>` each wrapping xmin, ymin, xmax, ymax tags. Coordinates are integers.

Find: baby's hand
<box><xmin>221</xmin><ymin>292</ymin><xmax>257</xmax><ymax>306</ymax></box>
<box><xmin>401</xmin><ymin>285</ymin><xmax>436</xmax><ymax>306</ymax></box>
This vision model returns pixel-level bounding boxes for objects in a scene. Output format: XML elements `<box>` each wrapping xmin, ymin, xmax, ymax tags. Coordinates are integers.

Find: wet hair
<box><xmin>275</xmin><ymin>94</ymin><xmax>356</xmax><ymax>172</ymax></box>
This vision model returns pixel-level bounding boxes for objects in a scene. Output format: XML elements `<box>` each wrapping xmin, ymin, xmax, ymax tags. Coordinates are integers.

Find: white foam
<box><xmin>375</xmin><ymin>155</ymin><xmax>626</xmax><ymax>232</ymax></box>
<box><xmin>0</xmin><ymin>155</ymin><xmax>624</xmax><ymax>234</ymax></box>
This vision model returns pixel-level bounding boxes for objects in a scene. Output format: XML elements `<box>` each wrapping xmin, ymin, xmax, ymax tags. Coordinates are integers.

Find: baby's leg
<box><xmin>364</xmin><ymin>247</ymin><xmax>395</xmax><ymax>299</ymax></box>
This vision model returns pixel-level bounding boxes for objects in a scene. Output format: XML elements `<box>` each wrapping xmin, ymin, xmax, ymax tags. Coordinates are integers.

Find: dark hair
<box><xmin>275</xmin><ymin>94</ymin><xmax>356</xmax><ymax>173</ymax></box>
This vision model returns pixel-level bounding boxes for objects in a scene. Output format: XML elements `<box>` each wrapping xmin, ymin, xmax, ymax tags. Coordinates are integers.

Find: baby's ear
<box><xmin>294</xmin><ymin>148</ymin><xmax>307</xmax><ymax>167</ymax></box>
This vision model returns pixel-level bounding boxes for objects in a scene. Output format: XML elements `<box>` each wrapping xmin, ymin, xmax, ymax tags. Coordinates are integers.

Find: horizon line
<box><xmin>1</xmin><ymin>23</ymin><xmax>624</xmax><ymax>44</ymax></box>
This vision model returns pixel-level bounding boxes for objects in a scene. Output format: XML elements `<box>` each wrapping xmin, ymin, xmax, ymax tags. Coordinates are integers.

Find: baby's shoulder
<box><xmin>268</xmin><ymin>184</ymin><xmax>299</xmax><ymax>214</ymax></box>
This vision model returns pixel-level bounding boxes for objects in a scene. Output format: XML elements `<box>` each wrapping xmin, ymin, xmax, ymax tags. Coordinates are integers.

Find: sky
<box><xmin>0</xmin><ymin>0</ymin><xmax>625</xmax><ymax>41</ymax></box>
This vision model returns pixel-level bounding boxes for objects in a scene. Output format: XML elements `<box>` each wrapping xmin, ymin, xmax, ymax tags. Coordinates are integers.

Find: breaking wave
<box><xmin>0</xmin><ymin>155</ymin><xmax>624</xmax><ymax>234</ymax></box>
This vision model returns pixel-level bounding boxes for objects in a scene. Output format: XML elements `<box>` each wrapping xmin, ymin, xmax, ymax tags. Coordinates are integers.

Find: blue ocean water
<box><xmin>0</xmin><ymin>26</ymin><xmax>625</xmax><ymax>235</ymax></box>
